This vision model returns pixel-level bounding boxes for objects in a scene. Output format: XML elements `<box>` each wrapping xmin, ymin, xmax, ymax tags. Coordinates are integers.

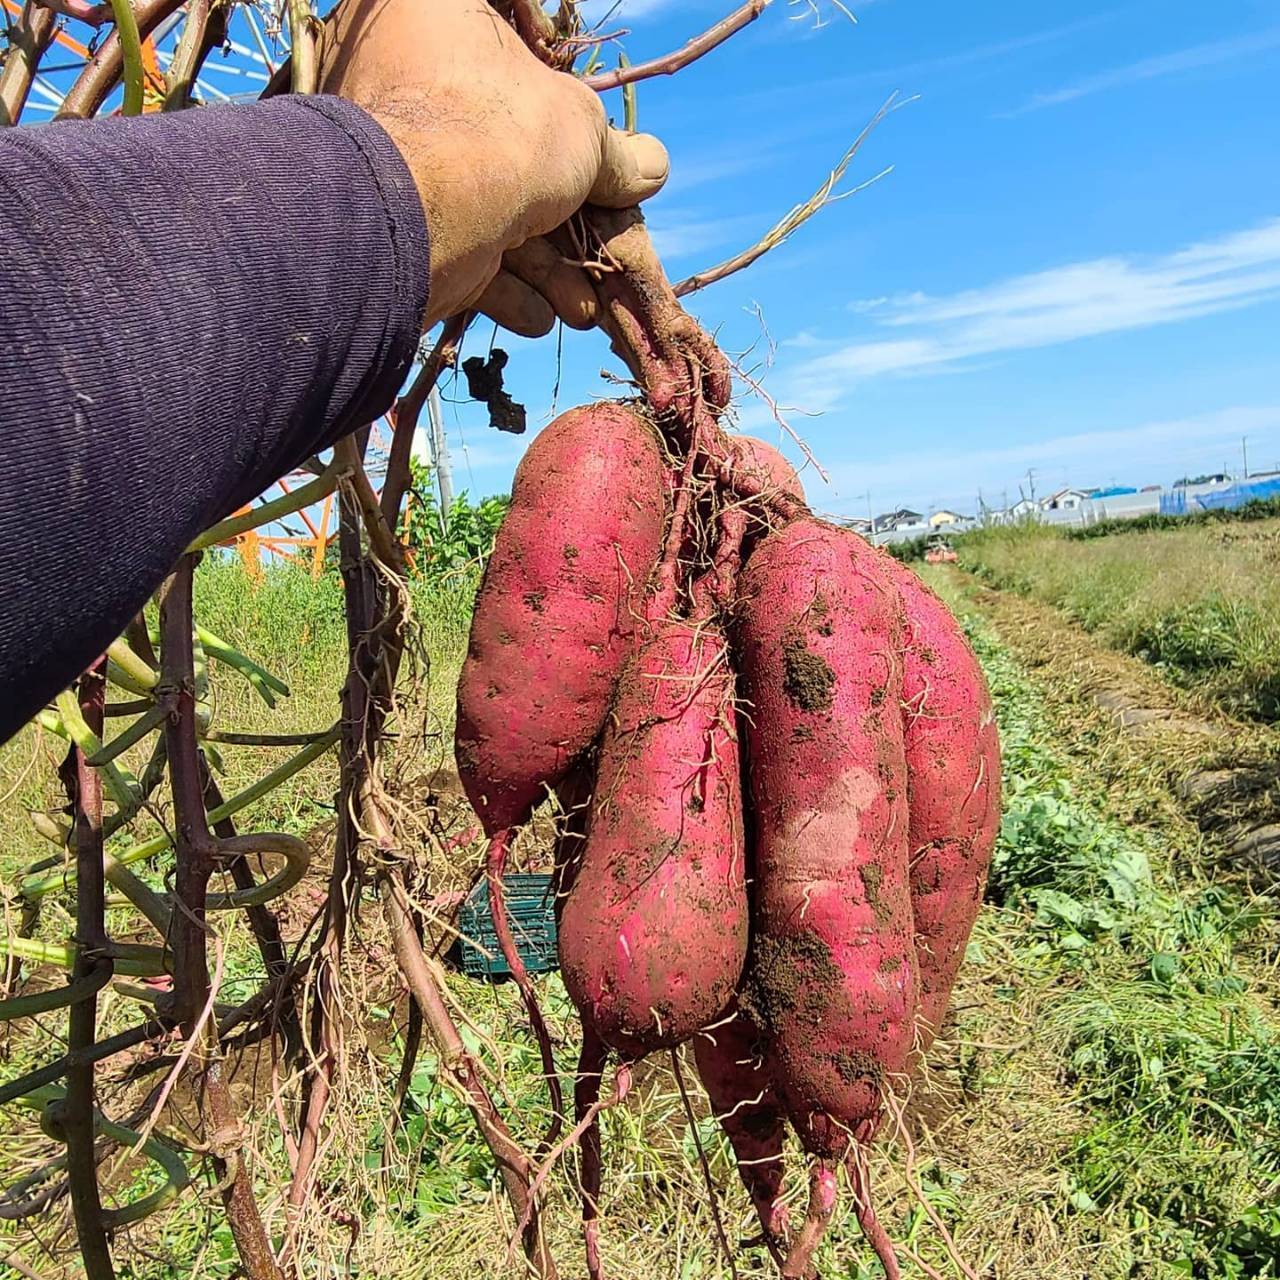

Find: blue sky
<box><xmin>18</xmin><ymin>0</ymin><xmax>1280</xmax><ymax>520</ymax></box>
<box><xmin>430</xmin><ymin>0</ymin><xmax>1280</xmax><ymax>520</ymax></box>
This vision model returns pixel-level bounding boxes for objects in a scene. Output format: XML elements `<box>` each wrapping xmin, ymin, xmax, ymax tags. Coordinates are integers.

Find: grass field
<box><xmin>957</xmin><ymin>519</ymin><xmax>1280</xmax><ymax>722</ymax></box>
<box><xmin>1</xmin><ymin>558</ymin><xmax>1278</xmax><ymax>1278</ymax></box>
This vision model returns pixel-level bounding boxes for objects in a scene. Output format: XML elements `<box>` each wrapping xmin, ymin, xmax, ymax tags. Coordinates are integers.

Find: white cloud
<box><xmin>790</xmin><ymin>218</ymin><xmax>1280</xmax><ymax>404</ymax></box>
<box><xmin>645</xmin><ymin>211</ymin><xmax>761</xmax><ymax>262</ymax></box>
<box><xmin>1006</xmin><ymin>26</ymin><xmax>1280</xmax><ymax>115</ymax></box>
<box><xmin>817</xmin><ymin>405</ymin><xmax>1280</xmax><ymax>516</ymax></box>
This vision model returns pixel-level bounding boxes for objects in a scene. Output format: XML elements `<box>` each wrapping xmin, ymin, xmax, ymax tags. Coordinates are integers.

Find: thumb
<box><xmin>588</xmin><ymin>128</ymin><xmax>670</xmax><ymax>208</ymax></box>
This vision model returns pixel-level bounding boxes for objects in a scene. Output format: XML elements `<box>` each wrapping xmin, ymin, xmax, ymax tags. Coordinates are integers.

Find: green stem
<box><xmin>21</xmin><ymin>725</ymin><xmax>339</xmax><ymax>899</ymax></box>
<box><xmin>0</xmin><ymin>963</ymin><xmax>111</xmax><ymax>1021</ymax></box>
<box><xmin>186</xmin><ymin>456</ymin><xmax>348</xmax><ymax>552</ymax></box>
<box><xmin>620</xmin><ymin>53</ymin><xmax>637</xmax><ymax>131</ymax></box>
<box><xmin>87</xmin><ymin>704</ymin><xmax>167</xmax><ymax>766</ymax></box>
<box><xmin>107</xmin><ymin>639</ymin><xmax>159</xmax><ymax>692</ymax></box>
<box><xmin>0</xmin><ymin>935</ymin><xmax>167</xmax><ymax>977</ymax></box>
<box><xmin>107</xmin><ymin>0</ymin><xmax>145</xmax><ymax>115</ymax></box>
<box><xmin>53</xmin><ymin>691</ymin><xmax>139</xmax><ymax>811</ymax></box>
<box><xmin>286</xmin><ymin>0</ymin><xmax>316</xmax><ymax>94</ymax></box>
<box><xmin>196</xmin><ymin>627</ymin><xmax>290</xmax><ymax>703</ymax></box>
<box><xmin>12</xmin><ymin>1084</ymin><xmax>190</xmax><ymax>1226</ymax></box>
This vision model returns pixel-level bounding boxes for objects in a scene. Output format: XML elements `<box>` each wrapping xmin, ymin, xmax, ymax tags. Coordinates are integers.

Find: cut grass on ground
<box><xmin>1</xmin><ymin>561</ymin><xmax>1278</xmax><ymax>1278</ymax></box>
<box><xmin>957</xmin><ymin>520</ymin><xmax>1280</xmax><ymax>723</ymax></box>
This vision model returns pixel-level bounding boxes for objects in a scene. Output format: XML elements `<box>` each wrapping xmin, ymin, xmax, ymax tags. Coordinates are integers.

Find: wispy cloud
<box><xmin>1006</xmin><ymin>26</ymin><xmax>1280</xmax><ymax>115</ymax></box>
<box><xmin>817</xmin><ymin>404</ymin><xmax>1280</xmax><ymax>515</ymax></box>
<box><xmin>788</xmin><ymin>219</ymin><xmax>1280</xmax><ymax>405</ymax></box>
<box><xmin>646</xmin><ymin>211</ymin><xmax>761</xmax><ymax>261</ymax></box>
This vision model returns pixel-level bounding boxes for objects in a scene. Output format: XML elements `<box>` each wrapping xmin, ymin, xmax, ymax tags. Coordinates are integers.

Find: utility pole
<box><xmin>862</xmin><ymin>490</ymin><xmax>875</xmax><ymax>545</ymax></box>
<box><xmin>1241</xmin><ymin>435</ymin><xmax>1249</xmax><ymax>479</ymax></box>
<box><xmin>1025</xmin><ymin>468</ymin><xmax>1037</xmax><ymax>503</ymax></box>
<box><xmin>427</xmin><ymin>384</ymin><xmax>454</xmax><ymax>526</ymax></box>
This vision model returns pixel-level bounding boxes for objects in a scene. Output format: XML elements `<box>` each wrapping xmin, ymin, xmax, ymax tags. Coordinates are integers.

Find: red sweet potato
<box><xmin>881</xmin><ymin>556</ymin><xmax>1001</xmax><ymax>1047</ymax></box>
<box><xmin>727</xmin><ymin>436</ymin><xmax>805</xmax><ymax>505</ymax></box>
<box><xmin>455</xmin><ymin>402</ymin><xmax>665</xmax><ymax>834</ymax></box>
<box><xmin>693</xmin><ymin>1006</ymin><xmax>790</xmax><ymax>1242</ymax></box>
<box><xmin>736</xmin><ymin>518</ymin><xmax>917</xmax><ymax>1157</ymax></box>
<box><xmin>558</xmin><ymin>619</ymin><xmax>747</xmax><ymax>1058</ymax></box>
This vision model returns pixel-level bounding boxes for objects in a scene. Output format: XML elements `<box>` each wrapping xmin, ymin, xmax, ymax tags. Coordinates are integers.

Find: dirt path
<box><xmin>951</xmin><ymin>570</ymin><xmax>1280</xmax><ymax>875</ymax></box>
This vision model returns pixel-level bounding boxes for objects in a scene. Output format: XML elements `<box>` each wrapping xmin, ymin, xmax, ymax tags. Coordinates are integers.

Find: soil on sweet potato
<box><xmin>782</xmin><ymin>633</ymin><xmax>835</xmax><ymax>713</ymax></box>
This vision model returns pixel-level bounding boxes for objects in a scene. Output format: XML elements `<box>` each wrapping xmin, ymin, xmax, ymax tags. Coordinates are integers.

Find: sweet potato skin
<box><xmin>455</xmin><ymin>403</ymin><xmax>665</xmax><ymax>833</ymax></box>
<box><xmin>736</xmin><ymin>519</ymin><xmax>917</xmax><ymax>1156</ymax></box>
<box><xmin>881</xmin><ymin>557</ymin><xmax>1001</xmax><ymax>1046</ymax></box>
<box><xmin>693</xmin><ymin>1007</ymin><xmax>789</xmax><ymax>1239</ymax></box>
<box><xmin>559</xmin><ymin>620</ymin><xmax>747</xmax><ymax>1058</ymax></box>
<box><xmin>728</xmin><ymin>436</ymin><xmax>805</xmax><ymax>504</ymax></box>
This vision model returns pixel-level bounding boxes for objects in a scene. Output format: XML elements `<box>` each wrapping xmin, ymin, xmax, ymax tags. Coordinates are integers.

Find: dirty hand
<box><xmin>319</xmin><ymin>0</ymin><xmax>669</xmax><ymax>333</ymax></box>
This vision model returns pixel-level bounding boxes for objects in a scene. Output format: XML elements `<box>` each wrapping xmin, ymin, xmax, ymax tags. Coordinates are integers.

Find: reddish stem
<box><xmin>782</xmin><ymin>1162</ymin><xmax>838</xmax><ymax>1279</ymax></box>
<box><xmin>486</xmin><ymin>828</ymin><xmax>565</xmax><ymax>1152</ymax></box>
<box><xmin>382</xmin><ymin>870</ymin><xmax>557</xmax><ymax>1277</ymax></box>
<box><xmin>161</xmin><ymin>560</ymin><xmax>283</xmax><ymax>1280</ymax></box>
<box><xmin>575</xmin><ymin>1026</ymin><xmax>607</xmax><ymax>1280</ymax></box>
<box><xmin>59</xmin><ymin>658</ymin><xmax>114</xmax><ymax>1280</ymax></box>
<box><xmin>847</xmin><ymin>1148</ymin><xmax>902</xmax><ymax>1280</ymax></box>
<box><xmin>584</xmin><ymin>0</ymin><xmax>768</xmax><ymax>90</ymax></box>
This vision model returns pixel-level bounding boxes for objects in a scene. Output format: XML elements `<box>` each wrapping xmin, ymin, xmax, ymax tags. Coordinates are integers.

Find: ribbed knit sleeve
<box><xmin>0</xmin><ymin>95</ymin><xmax>429</xmax><ymax>742</ymax></box>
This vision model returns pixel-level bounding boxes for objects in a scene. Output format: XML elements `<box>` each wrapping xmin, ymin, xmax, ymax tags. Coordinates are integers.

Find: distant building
<box><xmin>841</xmin><ymin>517</ymin><xmax>872</xmax><ymax>534</ymax></box>
<box><xmin>928</xmin><ymin>509</ymin><xmax>970</xmax><ymax>528</ymax></box>
<box><xmin>1174</xmin><ymin>473</ymin><xmax>1229</xmax><ymax>487</ymax></box>
<box><xmin>1141</xmin><ymin>484</ymin><xmax>1162</xmax><ymax>493</ymax></box>
<box><xmin>873</xmin><ymin>508</ymin><xmax>923</xmax><ymax>532</ymax></box>
<box><xmin>1041</xmin><ymin>487</ymin><xmax>1091</xmax><ymax>511</ymax></box>
<box><xmin>1006</xmin><ymin>498</ymin><xmax>1040</xmax><ymax>520</ymax></box>
<box><xmin>1091</xmin><ymin>486</ymin><xmax>1138</xmax><ymax>499</ymax></box>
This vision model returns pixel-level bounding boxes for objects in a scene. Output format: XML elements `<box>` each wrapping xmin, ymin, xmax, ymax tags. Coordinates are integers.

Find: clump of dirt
<box><xmin>745</xmin><ymin>929</ymin><xmax>843</xmax><ymax>1032</ymax></box>
<box><xmin>832</xmin><ymin>1047</ymin><xmax>884</xmax><ymax>1085</ymax></box>
<box><xmin>782</xmin><ymin>633</ymin><xmax>835</xmax><ymax>713</ymax></box>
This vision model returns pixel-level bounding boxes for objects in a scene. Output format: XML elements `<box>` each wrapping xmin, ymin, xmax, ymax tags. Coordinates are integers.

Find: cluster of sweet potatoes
<box><xmin>452</xmin><ymin>389</ymin><xmax>1000</xmax><ymax>1278</ymax></box>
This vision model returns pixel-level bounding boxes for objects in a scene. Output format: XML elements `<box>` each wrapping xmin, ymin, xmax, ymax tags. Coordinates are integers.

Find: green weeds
<box><xmin>956</xmin><ymin>521</ymin><xmax>1280</xmax><ymax>722</ymax></box>
<box><xmin>941</xmin><ymin>580</ymin><xmax>1280</xmax><ymax>1277</ymax></box>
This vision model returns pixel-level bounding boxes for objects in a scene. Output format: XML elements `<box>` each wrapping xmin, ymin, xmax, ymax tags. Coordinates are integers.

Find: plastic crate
<box><xmin>457</xmin><ymin>873</ymin><xmax>559</xmax><ymax>980</ymax></box>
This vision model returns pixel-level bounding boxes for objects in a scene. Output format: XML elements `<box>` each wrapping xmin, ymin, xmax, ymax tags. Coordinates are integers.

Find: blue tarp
<box><xmin>1160</xmin><ymin>477</ymin><xmax>1280</xmax><ymax>516</ymax></box>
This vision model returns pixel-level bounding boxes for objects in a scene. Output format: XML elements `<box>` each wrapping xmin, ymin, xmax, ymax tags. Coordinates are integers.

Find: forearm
<box><xmin>0</xmin><ymin>96</ymin><xmax>430</xmax><ymax>742</ymax></box>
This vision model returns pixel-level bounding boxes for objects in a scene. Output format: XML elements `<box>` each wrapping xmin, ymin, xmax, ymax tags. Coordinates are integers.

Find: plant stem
<box><xmin>187</xmin><ymin>455</ymin><xmax>350</xmax><ymax>552</ymax></box>
<box><xmin>585</xmin><ymin>0</ymin><xmax>767</xmax><ymax>90</ymax></box>
<box><xmin>380</xmin><ymin>313</ymin><xmax>469</xmax><ymax>525</ymax></box>
<box><xmin>160</xmin><ymin>558</ymin><xmax>282</xmax><ymax>1280</ymax></box>
<box><xmin>62</xmin><ymin>658</ymin><xmax>115</xmax><ymax>1280</ymax></box>
<box><xmin>106</xmin><ymin>0</ymin><xmax>144</xmax><ymax>114</ymax></box>
<box><xmin>286</xmin><ymin>0</ymin><xmax>316</xmax><ymax>93</ymax></box>
<box><xmin>56</xmin><ymin>0</ymin><xmax>182</xmax><ymax>119</ymax></box>
<box><xmin>0</xmin><ymin>0</ymin><xmax>56</xmax><ymax>127</ymax></box>
<box><xmin>381</xmin><ymin>870</ymin><xmax>556</xmax><ymax>1277</ymax></box>
<box><xmin>161</xmin><ymin>0</ymin><xmax>208</xmax><ymax>110</ymax></box>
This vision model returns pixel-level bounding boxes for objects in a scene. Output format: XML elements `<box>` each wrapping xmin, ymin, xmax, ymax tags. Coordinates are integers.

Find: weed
<box><xmin>956</xmin><ymin>520</ymin><xmax>1280</xmax><ymax>722</ymax></box>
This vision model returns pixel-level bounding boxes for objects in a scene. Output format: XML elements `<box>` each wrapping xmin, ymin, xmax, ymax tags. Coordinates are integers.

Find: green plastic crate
<box><xmin>457</xmin><ymin>873</ymin><xmax>559</xmax><ymax>980</ymax></box>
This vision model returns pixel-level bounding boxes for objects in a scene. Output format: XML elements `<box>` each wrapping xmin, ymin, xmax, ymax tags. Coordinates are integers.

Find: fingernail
<box><xmin>630</xmin><ymin>133</ymin><xmax>670</xmax><ymax>184</ymax></box>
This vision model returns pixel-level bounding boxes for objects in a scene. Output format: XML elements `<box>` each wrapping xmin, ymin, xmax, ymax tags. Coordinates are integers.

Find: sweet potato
<box><xmin>693</xmin><ymin>1006</ymin><xmax>790</xmax><ymax>1243</ymax></box>
<box><xmin>558</xmin><ymin>619</ymin><xmax>747</xmax><ymax>1058</ymax></box>
<box><xmin>727</xmin><ymin>436</ymin><xmax>805</xmax><ymax>505</ymax></box>
<box><xmin>455</xmin><ymin>402</ymin><xmax>665</xmax><ymax>834</ymax></box>
<box><xmin>736</xmin><ymin>518</ymin><xmax>917</xmax><ymax>1157</ymax></box>
<box><xmin>881</xmin><ymin>556</ymin><xmax>1001</xmax><ymax>1047</ymax></box>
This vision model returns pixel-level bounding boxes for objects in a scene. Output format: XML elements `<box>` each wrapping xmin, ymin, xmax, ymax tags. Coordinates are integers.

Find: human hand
<box><xmin>318</xmin><ymin>0</ymin><xmax>670</xmax><ymax>333</ymax></box>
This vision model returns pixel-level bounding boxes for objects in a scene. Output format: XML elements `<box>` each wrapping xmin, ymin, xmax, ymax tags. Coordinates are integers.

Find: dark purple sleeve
<box><xmin>0</xmin><ymin>95</ymin><xmax>429</xmax><ymax>743</ymax></box>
